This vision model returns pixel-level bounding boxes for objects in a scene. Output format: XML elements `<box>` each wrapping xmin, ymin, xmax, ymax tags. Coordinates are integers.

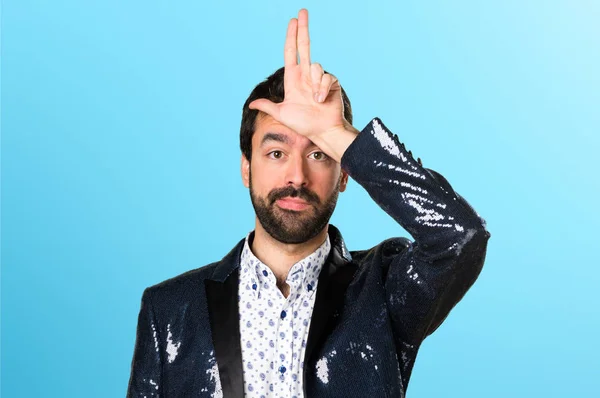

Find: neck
<box><xmin>250</xmin><ymin>220</ymin><xmax>329</xmax><ymax>290</ymax></box>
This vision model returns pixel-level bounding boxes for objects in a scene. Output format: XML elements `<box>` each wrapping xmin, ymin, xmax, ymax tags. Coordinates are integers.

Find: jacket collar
<box><xmin>207</xmin><ymin>224</ymin><xmax>352</xmax><ymax>283</ymax></box>
<box><xmin>204</xmin><ymin>224</ymin><xmax>354</xmax><ymax>398</ymax></box>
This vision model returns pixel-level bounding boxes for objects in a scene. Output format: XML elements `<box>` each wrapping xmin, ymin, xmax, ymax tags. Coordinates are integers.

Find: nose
<box><xmin>285</xmin><ymin>155</ymin><xmax>309</xmax><ymax>188</ymax></box>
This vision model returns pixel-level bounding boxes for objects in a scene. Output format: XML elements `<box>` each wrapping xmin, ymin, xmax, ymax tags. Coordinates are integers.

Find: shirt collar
<box><xmin>239</xmin><ymin>231</ymin><xmax>331</xmax><ymax>300</ymax></box>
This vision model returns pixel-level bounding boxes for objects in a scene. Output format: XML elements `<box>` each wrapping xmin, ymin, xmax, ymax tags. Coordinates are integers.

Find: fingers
<box><xmin>309</xmin><ymin>64</ymin><xmax>337</xmax><ymax>103</ymax></box>
<box><xmin>248</xmin><ymin>99</ymin><xmax>280</xmax><ymax>121</ymax></box>
<box><xmin>297</xmin><ymin>9</ymin><xmax>311</xmax><ymax>74</ymax></box>
<box><xmin>310</xmin><ymin>63</ymin><xmax>324</xmax><ymax>102</ymax></box>
<box><xmin>284</xmin><ymin>18</ymin><xmax>298</xmax><ymax>68</ymax></box>
<box><xmin>317</xmin><ymin>72</ymin><xmax>338</xmax><ymax>103</ymax></box>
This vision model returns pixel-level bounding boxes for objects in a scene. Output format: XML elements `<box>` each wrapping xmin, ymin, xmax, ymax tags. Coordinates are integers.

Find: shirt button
<box><xmin>252</xmin><ymin>283</ymin><xmax>257</xmax><ymax>290</ymax></box>
<box><xmin>279</xmin><ymin>365</ymin><xmax>286</xmax><ymax>374</ymax></box>
<box><xmin>262</xmin><ymin>270</ymin><xmax>268</xmax><ymax>276</ymax></box>
<box><xmin>280</xmin><ymin>310</ymin><xmax>287</xmax><ymax>319</ymax></box>
<box><xmin>307</xmin><ymin>283</ymin><xmax>313</xmax><ymax>291</ymax></box>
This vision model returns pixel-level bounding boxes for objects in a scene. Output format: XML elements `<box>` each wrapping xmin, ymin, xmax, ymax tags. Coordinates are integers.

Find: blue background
<box><xmin>2</xmin><ymin>1</ymin><xmax>599</xmax><ymax>396</ymax></box>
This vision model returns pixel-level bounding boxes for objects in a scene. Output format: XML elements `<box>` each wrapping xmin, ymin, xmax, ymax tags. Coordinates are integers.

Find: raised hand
<box><xmin>248</xmin><ymin>9</ymin><xmax>349</xmax><ymax>144</ymax></box>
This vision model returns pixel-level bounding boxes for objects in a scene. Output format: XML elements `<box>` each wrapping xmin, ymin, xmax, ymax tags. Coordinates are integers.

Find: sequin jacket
<box><xmin>127</xmin><ymin>117</ymin><xmax>491</xmax><ymax>397</ymax></box>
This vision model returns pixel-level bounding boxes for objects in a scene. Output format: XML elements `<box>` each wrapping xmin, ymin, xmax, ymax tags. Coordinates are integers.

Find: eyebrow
<box><xmin>260</xmin><ymin>133</ymin><xmax>290</xmax><ymax>147</ymax></box>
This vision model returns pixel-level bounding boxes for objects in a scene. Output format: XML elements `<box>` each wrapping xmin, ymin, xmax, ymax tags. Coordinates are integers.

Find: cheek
<box><xmin>250</xmin><ymin>163</ymin><xmax>276</xmax><ymax>194</ymax></box>
<box><xmin>311</xmin><ymin>168</ymin><xmax>341</xmax><ymax>196</ymax></box>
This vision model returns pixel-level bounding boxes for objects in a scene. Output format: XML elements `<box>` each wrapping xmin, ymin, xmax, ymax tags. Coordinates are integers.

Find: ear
<box><xmin>241</xmin><ymin>154</ymin><xmax>250</xmax><ymax>188</ymax></box>
<box><xmin>339</xmin><ymin>169</ymin><xmax>349</xmax><ymax>192</ymax></box>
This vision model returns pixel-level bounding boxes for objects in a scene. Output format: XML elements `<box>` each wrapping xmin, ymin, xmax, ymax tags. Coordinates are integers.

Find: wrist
<box><xmin>313</xmin><ymin>121</ymin><xmax>359</xmax><ymax>163</ymax></box>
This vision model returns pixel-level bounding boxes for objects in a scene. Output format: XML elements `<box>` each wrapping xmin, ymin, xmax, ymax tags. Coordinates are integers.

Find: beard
<box><xmin>249</xmin><ymin>171</ymin><xmax>340</xmax><ymax>244</ymax></box>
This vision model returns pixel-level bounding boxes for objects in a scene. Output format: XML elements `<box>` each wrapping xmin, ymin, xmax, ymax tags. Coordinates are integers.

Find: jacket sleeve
<box><xmin>340</xmin><ymin>118</ymin><xmax>491</xmax><ymax>344</ymax></box>
<box><xmin>126</xmin><ymin>288</ymin><xmax>163</xmax><ymax>397</ymax></box>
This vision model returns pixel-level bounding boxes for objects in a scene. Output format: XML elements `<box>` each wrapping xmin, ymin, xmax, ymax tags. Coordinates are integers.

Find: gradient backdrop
<box><xmin>2</xmin><ymin>1</ymin><xmax>599</xmax><ymax>397</ymax></box>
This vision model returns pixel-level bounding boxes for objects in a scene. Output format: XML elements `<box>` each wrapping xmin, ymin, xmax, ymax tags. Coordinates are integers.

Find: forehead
<box><xmin>252</xmin><ymin>114</ymin><xmax>312</xmax><ymax>148</ymax></box>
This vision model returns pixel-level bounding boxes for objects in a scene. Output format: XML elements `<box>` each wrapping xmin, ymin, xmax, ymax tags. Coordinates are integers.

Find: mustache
<box><xmin>268</xmin><ymin>186</ymin><xmax>321</xmax><ymax>206</ymax></box>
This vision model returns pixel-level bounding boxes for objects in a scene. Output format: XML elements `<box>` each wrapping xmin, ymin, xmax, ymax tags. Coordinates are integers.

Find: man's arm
<box><xmin>127</xmin><ymin>288</ymin><xmax>163</xmax><ymax>397</ymax></box>
<box><xmin>341</xmin><ymin>117</ymin><xmax>491</xmax><ymax>343</ymax></box>
<box><xmin>247</xmin><ymin>8</ymin><xmax>490</xmax><ymax>343</ymax></box>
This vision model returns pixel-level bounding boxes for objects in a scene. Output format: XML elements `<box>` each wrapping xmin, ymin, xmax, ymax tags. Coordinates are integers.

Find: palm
<box><xmin>249</xmin><ymin>10</ymin><xmax>346</xmax><ymax>140</ymax></box>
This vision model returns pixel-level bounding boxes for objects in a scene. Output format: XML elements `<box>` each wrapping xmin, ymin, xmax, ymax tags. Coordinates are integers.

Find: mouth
<box><xmin>275</xmin><ymin>197</ymin><xmax>311</xmax><ymax>211</ymax></box>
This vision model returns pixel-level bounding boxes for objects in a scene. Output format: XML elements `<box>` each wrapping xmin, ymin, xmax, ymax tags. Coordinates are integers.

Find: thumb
<box><xmin>248</xmin><ymin>99</ymin><xmax>280</xmax><ymax>121</ymax></box>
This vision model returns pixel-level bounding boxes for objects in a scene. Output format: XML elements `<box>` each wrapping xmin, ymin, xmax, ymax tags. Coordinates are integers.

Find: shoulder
<box><xmin>143</xmin><ymin>261</ymin><xmax>220</xmax><ymax>303</ymax></box>
<box><xmin>349</xmin><ymin>236</ymin><xmax>412</xmax><ymax>265</ymax></box>
<box><xmin>140</xmin><ymin>236</ymin><xmax>246</xmax><ymax>305</ymax></box>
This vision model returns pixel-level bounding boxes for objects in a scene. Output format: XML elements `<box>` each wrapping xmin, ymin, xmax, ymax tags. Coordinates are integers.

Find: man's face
<box><xmin>241</xmin><ymin>114</ymin><xmax>348</xmax><ymax>244</ymax></box>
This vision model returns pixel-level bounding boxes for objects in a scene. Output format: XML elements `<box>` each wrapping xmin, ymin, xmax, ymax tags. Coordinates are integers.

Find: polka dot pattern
<box><xmin>238</xmin><ymin>232</ymin><xmax>331</xmax><ymax>397</ymax></box>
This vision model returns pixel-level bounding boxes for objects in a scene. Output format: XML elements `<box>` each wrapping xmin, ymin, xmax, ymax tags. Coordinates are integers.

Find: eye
<box><xmin>268</xmin><ymin>150</ymin><xmax>284</xmax><ymax>159</ymax></box>
<box><xmin>310</xmin><ymin>151</ymin><xmax>328</xmax><ymax>161</ymax></box>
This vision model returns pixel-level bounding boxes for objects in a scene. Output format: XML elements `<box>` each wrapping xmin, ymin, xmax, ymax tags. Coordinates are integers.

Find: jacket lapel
<box><xmin>304</xmin><ymin>225</ymin><xmax>355</xmax><ymax>371</ymax></box>
<box><xmin>205</xmin><ymin>239</ymin><xmax>245</xmax><ymax>398</ymax></box>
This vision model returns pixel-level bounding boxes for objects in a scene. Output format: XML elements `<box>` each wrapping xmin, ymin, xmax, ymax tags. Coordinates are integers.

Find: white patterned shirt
<box><xmin>238</xmin><ymin>232</ymin><xmax>331</xmax><ymax>397</ymax></box>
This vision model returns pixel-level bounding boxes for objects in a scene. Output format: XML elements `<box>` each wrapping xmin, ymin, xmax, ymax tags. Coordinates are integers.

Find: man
<box><xmin>127</xmin><ymin>9</ymin><xmax>490</xmax><ymax>398</ymax></box>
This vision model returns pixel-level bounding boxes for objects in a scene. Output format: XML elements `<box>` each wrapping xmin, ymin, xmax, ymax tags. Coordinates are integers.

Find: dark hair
<box><xmin>240</xmin><ymin>66</ymin><xmax>353</xmax><ymax>161</ymax></box>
